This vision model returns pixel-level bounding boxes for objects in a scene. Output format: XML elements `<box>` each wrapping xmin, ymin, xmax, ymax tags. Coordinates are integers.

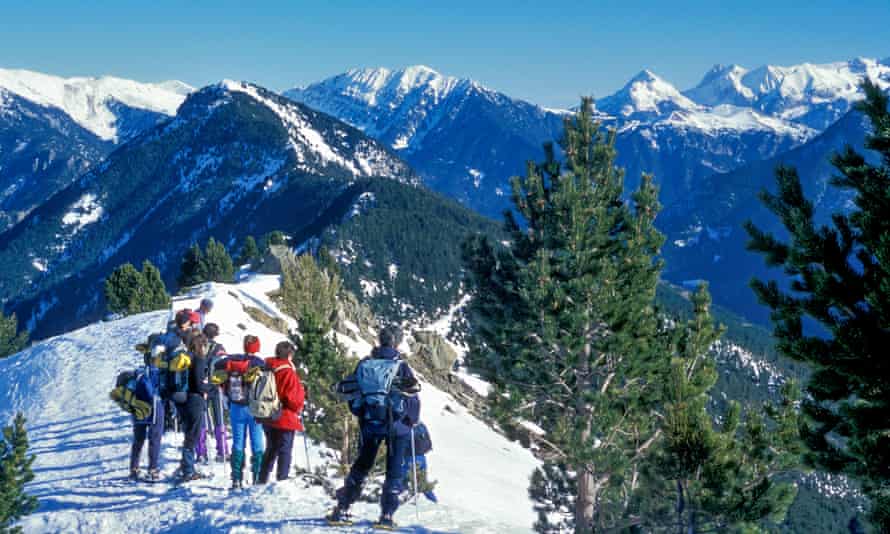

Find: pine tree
<box><xmin>104</xmin><ymin>263</ymin><xmax>146</xmax><ymax>316</ymax></box>
<box><xmin>280</xmin><ymin>253</ymin><xmax>340</xmax><ymax>330</ymax></box>
<box><xmin>291</xmin><ymin>313</ymin><xmax>355</xmax><ymax>472</ymax></box>
<box><xmin>0</xmin><ymin>312</ymin><xmax>28</xmax><ymax>359</ymax></box>
<box><xmin>637</xmin><ymin>285</ymin><xmax>799</xmax><ymax>532</ymax></box>
<box><xmin>463</xmin><ymin>98</ymin><xmax>666</xmax><ymax>532</ymax></box>
<box><xmin>238</xmin><ymin>235</ymin><xmax>260</xmax><ymax>267</ymax></box>
<box><xmin>140</xmin><ymin>261</ymin><xmax>171</xmax><ymax>312</ymax></box>
<box><xmin>745</xmin><ymin>79</ymin><xmax>890</xmax><ymax>531</ymax></box>
<box><xmin>178</xmin><ymin>243</ymin><xmax>208</xmax><ymax>288</ymax></box>
<box><xmin>279</xmin><ymin>253</ymin><xmax>353</xmax><ymax>471</ymax></box>
<box><xmin>203</xmin><ymin>238</ymin><xmax>234</xmax><ymax>283</ymax></box>
<box><xmin>0</xmin><ymin>413</ymin><xmax>37</xmax><ymax>533</ymax></box>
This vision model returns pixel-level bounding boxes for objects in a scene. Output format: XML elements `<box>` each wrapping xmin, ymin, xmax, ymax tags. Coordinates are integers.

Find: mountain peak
<box><xmin>597</xmin><ymin>68</ymin><xmax>698</xmax><ymax>118</ymax></box>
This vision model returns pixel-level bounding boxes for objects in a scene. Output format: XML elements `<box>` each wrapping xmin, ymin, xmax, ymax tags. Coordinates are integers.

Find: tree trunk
<box><xmin>575</xmin><ymin>467</ymin><xmax>596</xmax><ymax>533</ymax></box>
<box><xmin>676</xmin><ymin>480</ymin><xmax>685</xmax><ymax>534</ymax></box>
<box><xmin>340</xmin><ymin>418</ymin><xmax>351</xmax><ymax>471</ymax></box>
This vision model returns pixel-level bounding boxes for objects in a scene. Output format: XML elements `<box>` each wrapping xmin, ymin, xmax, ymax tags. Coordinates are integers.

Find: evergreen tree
<box><xmin>291</xmin><ymin>313</ymin><xmax>355</xmax><ymax>472</ymax></box>
<box><xmin>238</xmin><ymin>235</ymin><xmax>261</xmax><ymax>266</ymax></box>
<box><xmin>280</xmin><ymin>253</ymin><xmax>340</xmax><ymax>330</ymax></box>
<box><xmin>463</xmin><ymin>98</ymin><xmax>666</xmax><ymax>532</ymax></box>
<box><xmin>204</xmin><ymin>237</ymin><xmax>234</xmax><ymax>283</ymax></box>
<box><xmin>638</xmin><ymin>285</ymin><xmax>799</xmax><ymax>532</ymax></box>
<box><xmin>745</xmin><ymin>79</ymin><xmax>890</xmax><ymax>531</ymax></box>
<box><xmin>140</xmin><ymin>261</ymin><xmax>171</xmax><ymax>312</ymax></box>
<box><xmin>104</xmin><ymin>263</ymin><xmax>146</xmax><ymax>316</ymax></box>
<box><xmin>0</xmin><ymin>413</ymin><xmax>37</xmax><ymax>534</ymax></box>
<box><xmin>178</xmin><ymin>243</ymin><xmax>208</xmax><ymax>288</ymax></box>
<box><xmin>0</xmin><ymin>312</ymin><xmax>28</xmax><ymax>359</ymax></box>
<box><xmin>279</xmin><ymin>253</ymin><xmax>353</xmax><ymax>471</ymax></box>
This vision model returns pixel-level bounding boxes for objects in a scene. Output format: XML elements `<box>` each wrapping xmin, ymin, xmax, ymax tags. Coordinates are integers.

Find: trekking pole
<box><xmin>303</xmin><ymin>431</ymin><xmax>312</xmax><ymax>474</ymax></box>
<box><xmin>410</xmin><ymin>425</ymin><xmax>419</xmax><ymax>522</ymax></box>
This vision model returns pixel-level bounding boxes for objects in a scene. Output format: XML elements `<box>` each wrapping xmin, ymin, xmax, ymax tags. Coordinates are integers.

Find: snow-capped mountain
<box><xmin>684</xmin><ymin>57</ymin><xmax>890</xmax><ymax>130</ymax></box>
<box><xmin>597</xmin><ymin>69</ymin><xmax>701</xmax><ymax>119</ymax></box>
<box><xmin>0</xmin><ymin>68</ymin><xmax>192</xmax><ymax>142</ymax></box>
<box><xmin>287</xmin><ymin>66</ymin><xmax>565</xmax><ymax>218</ymax></box>
<box><xmin>0</xmin><ymin>80</ymin><xmax>495</xmax><ymax>339</ymax></box>
<box><xmin>0</xmin><ymin>278</ymin><xmax>538</xmax><ymax>533</ymax></box>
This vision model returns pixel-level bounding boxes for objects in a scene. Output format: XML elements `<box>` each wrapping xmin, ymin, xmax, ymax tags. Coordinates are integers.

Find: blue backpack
<box><xmin>350</xmin><ymin>358</ymin><xmax>406</xmax><ymax>429</ymax></box>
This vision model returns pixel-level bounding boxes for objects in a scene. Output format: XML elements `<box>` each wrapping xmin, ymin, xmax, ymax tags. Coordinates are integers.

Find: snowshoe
<box><xmin>145</xmin><ymin>469</ymin><xmax>162</xmax><ymax>483</ymax></box>
<box><xmin>373</xmin><ymin>515</ymin><xmax>397</xmax><ymax>531</ymax></box>
<box><xmin>325</xmin><ymin>506</ymin><xmax>353</xmax><ymax>526</ymax></box>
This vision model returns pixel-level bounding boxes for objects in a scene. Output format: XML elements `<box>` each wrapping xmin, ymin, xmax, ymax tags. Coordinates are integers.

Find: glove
<box><xmin>244</xmin><ymin>366</ymin><xmax>262</xmax><ymax>384</ymax></box>
<box><xmin>110</xmin><ymin>386</ymin><xmax>152</xmax><ymax>420</ymax></box>
<box><xmin>168</xmin><ymin>353</ymin><xmax>192</xmax><ymax>372</ymax></box>
<box><xmin>211</xmin><ymin>370</ymin><xmax>229</xmax><ymax>385</ymax></box>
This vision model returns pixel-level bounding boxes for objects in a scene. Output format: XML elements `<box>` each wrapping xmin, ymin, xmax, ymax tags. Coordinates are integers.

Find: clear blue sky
<box><xmin>1</xmin><ymin>1</ymin><xmax>888</xmax><ymax>107</ymax></box>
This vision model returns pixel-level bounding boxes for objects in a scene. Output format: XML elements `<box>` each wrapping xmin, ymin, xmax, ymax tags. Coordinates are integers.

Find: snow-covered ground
<box><xmin>0</xmin><ymin>275</ymin><xmax>538</xmax><ymax>533</ymax></box>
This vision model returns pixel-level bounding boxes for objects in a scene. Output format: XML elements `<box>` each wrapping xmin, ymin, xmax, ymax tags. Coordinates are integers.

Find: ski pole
<box><xmin>410</xmin><ymin>425</ymin><xmax>419</xmax><ymax>522</ymax></box>
<box><xmin>303</xmin><ymin>431</ymin><xmax>312</xmax><ymax>474</ymax></box>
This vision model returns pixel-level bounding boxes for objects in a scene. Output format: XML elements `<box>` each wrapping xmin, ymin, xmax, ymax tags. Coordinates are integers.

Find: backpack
<box><xmin>112</xmin><ymin>366</ymin><xmax>162</xmax><ymax>425</ymax></box>
<box><xmin>158</xmin><ymin>345</ymin><xmax>191</xmax><ymax>403</ymax></box>
<box><xmin>412</xmin><ymin>422</ymin><xmax>433</xmax><ymax>455</ymax></box>
<box><xmin>350</xmin><ymin>358</ymin><xmax>406</xmax><ymax>429</ymax></box>
<box><xmin>228</xmin><ymin>371</ymin><xmax>248</xmax><ymax>404</ymax></box>
<box><xmin>248</xmin><ymin>362</ymin><xmax>294</xmax><ymax>422</ymax></box>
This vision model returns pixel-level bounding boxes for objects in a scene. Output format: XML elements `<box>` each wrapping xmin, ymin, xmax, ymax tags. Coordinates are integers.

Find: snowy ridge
<box><xmin>0</xmin><ymin>275</ymin><xmax>537</xmax><ymax>533</ymax></box>
<box><xmin>285</xmin><ymin>66</ymin><xmax>505</xmax><ymax>153</ymax></box>
<box><xmin>663</xmin><ymin>104</ymin><xmax>815</xmax><ymax>139</ymax></box>
<box><xmin>0</xmin><ymin>68</ymin><xmax>192</xmax><ymax>141</ymax></box>
<box><xmin>222</xmin><ymin>80</ymin><xmax>408</xmax><ymax>179</ymax></box>
<box><xmin>684</xmin><ymin>57</ymin><xmax>890</xmax><ymax>129</ymax></box>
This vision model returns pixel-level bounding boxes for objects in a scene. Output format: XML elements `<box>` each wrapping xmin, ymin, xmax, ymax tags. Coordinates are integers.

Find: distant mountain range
<box><xmin>0</xmin><ymin>56</ymin><xmax>887</xmax><ymax>334</ymax></box>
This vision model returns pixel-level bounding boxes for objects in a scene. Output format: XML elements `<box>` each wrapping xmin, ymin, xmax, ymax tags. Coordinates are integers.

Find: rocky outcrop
<box><xmin>258</xmin><ymin>245</ymin><xmax>296</xmax><ymax>275</ymax></box>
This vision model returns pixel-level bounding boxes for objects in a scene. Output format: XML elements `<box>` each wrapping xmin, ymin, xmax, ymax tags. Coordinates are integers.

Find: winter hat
<box><xmin>379</xmin><ymin>325</ymin><xmax>403</xmax><ymax>348</ymax></box>
<box><xmin>244</xmin><ymin>335</ymin><xmax>260</xmax><ymax>354</ymax></box>
<box><xmin>188</xmin><ymin>310</ymin><xmax>202</xmax><ymax>325</ymax></box>
<box><xmin>203</xmin><ymin>323</ymin><xmax>220</xmax><ymax>339</ymax></box>
<box><xmin>200</xmin><ymin>298</ymin><xmax>214</xmax><ymax>311</ymax></box>
<box><xmin>275</xmin><ymin>340</ymin><xmax>295</xmax><ymax>360</ymax></box>
<box><xmin>175</xmin><ymin>309</ymin><xmax>192</xmax><ymax>328</ymax></box>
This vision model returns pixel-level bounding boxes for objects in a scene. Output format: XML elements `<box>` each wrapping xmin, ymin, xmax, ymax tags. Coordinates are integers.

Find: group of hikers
<box><xmin>110</xmin><ymin>298</ymin><xmax>435</xmax><ymax>529</ymax></box>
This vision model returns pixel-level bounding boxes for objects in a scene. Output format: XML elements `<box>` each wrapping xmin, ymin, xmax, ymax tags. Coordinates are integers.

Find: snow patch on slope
<box><xmin>60</xmin><ymin>193</ymin><xmax>103</xmax><ymax>233</ymax></box>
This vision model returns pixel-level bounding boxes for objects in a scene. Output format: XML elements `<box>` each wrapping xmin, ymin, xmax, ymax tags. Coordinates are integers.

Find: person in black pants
<box><xmin>177</xmin><ymin>333</ymin><xmax>211</xmax><ymax>481</ymax></box>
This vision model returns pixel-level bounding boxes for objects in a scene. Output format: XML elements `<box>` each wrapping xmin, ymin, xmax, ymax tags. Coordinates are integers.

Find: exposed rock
<box><xmin>410</xmin><ymin>330</ymin><xmax>458</xmax><ymax>373</ymax></box>
<box><xmin>258</xmin><ymin>245</ymin><xmax>296</xmax><ymax>275</ymax></box>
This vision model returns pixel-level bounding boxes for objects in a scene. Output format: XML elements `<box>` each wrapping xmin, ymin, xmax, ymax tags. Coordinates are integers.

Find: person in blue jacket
<box><xmin>327</xmin><ymin>326</ymin><xmax>420</xmax><ymax>529</ymax></box>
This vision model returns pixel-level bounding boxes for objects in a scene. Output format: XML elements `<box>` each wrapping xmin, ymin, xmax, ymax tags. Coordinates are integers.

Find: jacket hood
<box><xmin>372</xmin><ymin>346</ymin><xmax>400</xmax><ymax>360</ymax></box>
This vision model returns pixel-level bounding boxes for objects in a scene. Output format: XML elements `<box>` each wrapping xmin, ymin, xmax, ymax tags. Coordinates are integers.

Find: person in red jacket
<box><xmin>257</xmin><ymin>340</ymin><xmax>305</xmax><ymax>483</ymax></box>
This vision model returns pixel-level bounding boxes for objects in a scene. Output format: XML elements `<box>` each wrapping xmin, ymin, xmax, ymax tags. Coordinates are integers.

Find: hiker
<box><xmin>257</xmin><ymin>341</ymin><xmax>305</xmax><ymax>484</ymax></box>
<box><xmin>327</xmin><ymin>326</ymin><xmax>421</xmax><ymax>529</ymax></box>
<box><xmin>113</xmin><ymin>347</ymin><xmax>164</xmax><ymax>482</ymax></box>
<box><xmin>196</xmin><ymin>298</ymin><xmax>214</xmax><ymax>329</ymax></box>
<box><xmin>204</xmin><ymin>323</ymin><xmax>229</xmax><ymax>463</ymax></box>
<box><xmin>175</xmin><ymin>333</ymin><xmax>212</xmax><ymax>481</ymax></box>
<box><xmin>158</xmin><ymin>310</ymin><xmax>199</xmax><ymax>433</ymax></box>
<box><xmin>211</xmin><ymin>334</ymin><xmax>266</xmax><ymax>489</ymax></box>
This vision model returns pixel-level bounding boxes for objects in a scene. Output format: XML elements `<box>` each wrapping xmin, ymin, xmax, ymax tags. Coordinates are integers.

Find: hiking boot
<box><xmin>128</xmin><ymin>468</ymin><xmax>140</xmax><ymax>481</ymax></box>
<box><xmin>147</xmin><ymin>469</ymin><xmax>161</xmax><ymax>483</ymax></box>
<box><xmin>325</xmin><ymin>506</ymin><xmax>352</xmax><ymax>526</ymax></box>
<box><xmin>231</xmin><ymin>479</ymin><xmax>243</xmax><ymax>490</ymax></box>
<box><xmin>215</xmin><ymin>454</ymin><xmax>227</xmax><ymax>463</ymax></box>
<box><xmin>373</xmin><ymin>515</ymin><xmax>396</xmax><ymax>530</ymax></box>
<box><xmin>177</xmin><ymin>471</ymin><xmax>206</xmax><ymax>483</ymax></box>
